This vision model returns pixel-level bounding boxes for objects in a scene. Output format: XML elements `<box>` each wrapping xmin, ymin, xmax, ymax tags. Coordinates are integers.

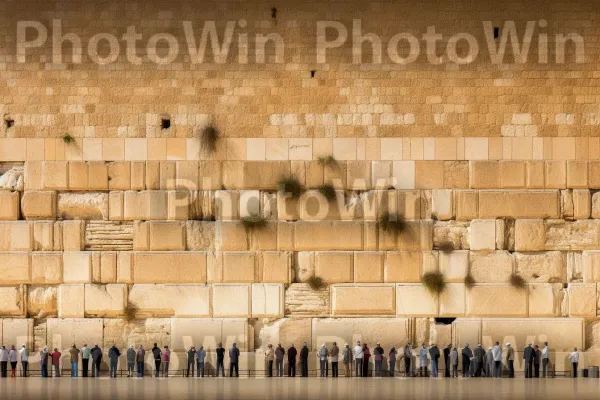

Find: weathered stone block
<box><xmin>0</xmin><ymin>191</ymin><xmax>19</xmax><ymax>220</ymax></box>
<box><xmin>384</xmin><ymin>251</ymin><xmax>422</xmax><ymax>283</ymax></box>
<box><xmin>545</xmin><ymin>161</ymin><xmax>567</xmax><ymax>189</ymax></box>
<box><xmin>251</xmin><ymin>284</ymin><xmax>284</xmax><ymax>318</ymax></box>
<box><xmin>33</xmin><ymin>221</ymin><xmax>53</xmax><ymax>251</ymax></box>
<box><xmin>294</xmin><ymin>221</ymin><xmax>363</xmax><ymax>251</ymax></box>
<box><xmin>255</xmin><ymin>318</ymin><xmax>311</xmax><ymax>351</ymax></box>
<box><xmin>68</xmin><ymin>161</ymin><xmax>88</xmax><ymax>190</ymax></box>
<box><xmin>434</xmin><ymin>221</ymin><xmax>469</xmax><ymax>251</ymax></box>
<box><xmin>284</xmin><ymin>283</ymin><xmax>330</xmax><ymax>317</ymax></box>
<box><xmin>259</xmin><ymin>252</ymin><xmax>291</xmax><ymax>283</ymax></box>
<box><xmin>2</xmin><ymin>319</ymin><xmax>33</xmax><ymax>350</ymax></box>
<box><xmin>133</xmin><ymin>252</ymin><xmax>206</xmax><ymax>283</ymax></box>
<box><xmin>432</xmin><ymin>189</ymin><xmax>453</xmax><ymax>220</ymax></box>
<box><xmin>470</xmin><ymin>161</ymin><xmax>500</xmax><ymax>189</ymax></box>
<box><xmin>439</xmin><ymin>283</ymin><xmax>466</xmax><ymax>317</ymax></box>
<box><xmin>107</xmin><ymin>162</ymin><xmax>131</xmax><ymax>190</ymax></box>
<box><xmin>528</xmin><ymin>284</ymin><xmax>562</xmax><ymax>317</ymax></box>
<box><xmin>332</xmin><ymin>284</ymin><xmax>396</xmax><ymax>316</ymax></box>
<box><xmin>0</xmin><ymin>252</ymin><xmax>30</xmax><ymax>283</ymax></box>
<box><xmin>315</xmin><ymin>252</ymin><xmax>353</xmax><ymax>283</ymax></box>
<box><xmin>57</xmin><ymin>192</ymin><xmax>109</xmax><ymax>220</ymax></box>
<box><xmin>215</xmin><ymin>190</ymin><xmax>239</xmax><ymax>220</ymax></box>
<box><xmin>568</xmin><ymin>283</ymin><xmax>596</xmax><ymax>318</ymax></box>
<box><xmin>129</xmin><ymin>284</ymin><xmax>210</xmax><ymax>317</ymax></box>
<box><xmin>149</xmin><ymin>221</ymin><xmax>185</xmax><ymax>251</ymax></box>
<box><xmin>31</xmin><ymin>253</ymin><xmax>62</xmax><ymax>284</ymax></box>
<box><xmin>103</xmin><ymin>318</ymin><xmax>171</xmax><ymax>351</ymax></box>
<box><xmin>312</xmin><ymin>318</ymin><xmax>409</xmax><ymax>351</ymax></box>
<box><xmin>47</xmin><ymin>318</ymin><xmax>103</xmax><ymax>351</ymax></box>
<box><xmin>57</xmin><ymin>284</ymin><xmax>84</xmax><ymax>318</ymax></box>
<box><xmin>469</xmin><ymin>219</ymin><xmax>496</xmax><ymax>251</ymax></box>
<box><xmin>222</xmin><ymin>161</ymin><xmax>290</xmax><ymax>190</ymax></box>
<box><xmin>100</xmin><ymin>252</ymin><xmax>117</xmax><ymax>283</ymax></box>
<box><xmin>469</xmin><ymin>251</ymin><xmax>514</xmax><ymax>283</ymax></box>
<box><xmin>42</xmin><ymin>161</ymin><xmax>68</xmax><ymax>189</ymax></box>
<box><xmin>396</xmin><ymin>284</ymin><xmax>438</xmax><ymax>317</ymax></box>
<box><xmin>514</xmin><ymin>251</ymin><xmax>566</xmax><ymax>283</ymax></box>
<box><xmin>123</xmin><ymin>191</ymin><xmax>168</xmax><ymax>220</ymax></box>
<box><xmin>545</xmin><ymin>220</ymin><xmax>600</xmax><ymax>250</ymax></box>
<box><xmin>353</xmin><ymin>252</ymin><xmax>384</xmax><ymax>283</ymax></box>
<box><xmin>62</xmin><ymin>252</ymin><xmax>92</xmax><ymax>283</ymax></box>
<box><xmin>455</xmin><ymin>190</ymin><xmax>478</xmax><ymax>221</ymax></box>
<box><xmin>215</xmin><ymin>221</ymin><xmax>249</xmax><ymax>251</ymax></box>
<box><xmin>27</xmin><ymin>286</ymin><xmax>57</xmax><ymax>318</ymax></box>
<box><xmin>212</xmin><ymin>284</ymin><xmax>251</xmax><ymax>317</ymax></box>
<box><xmin>439</xmin><ymin>250</ymin><xmax>469</xmax><ymax>282</ymax></box>
<box><xmin>514</xmin><ymin>219</ymin><xmax>545</xmax><ymax>251</ymax></box>
<box><xmin>221</xmin><ymin>252</ymin><xmax>257</xmax><ymax>283</ymax></box>
<box><xmin>84</xmin><ymin>284</ymin><xmax>127</xmax><ymax>317</ymax></box>
<box><xmin>21</xmin><ymin>191</ymin><xmax>56</xmax><ymax>220</ymax></box>
<box><xmin>567</xmin><ymin>161</ymin><xmax>588</xmax><ymax>188</ymax></box>
<box><xmin>88</xmin><ymin>162</ymin><xmax>109</xmax><ymax>191</ymax></box>
<box><xmin>0</xmin><ymin>286</ymin><xmax>25</xmax><ymax>316</ymax></box>
<box><xmin>108</xmin><ymin>191</ymin><xmax>123</xmax><ymax>220</ymax></box>
<box><xmin>466</xmin><ymin>285</ymin><xmax>527</xmax><ymax>317</ymax></box>
<box><xmin>116</xmin><ymin>252</ymin><xmax>133</xmax><ymax>283</ymax></box>
<box><xmin>171</xmin><ymin>318</ymin><xmax>249</xmax><ymax>352</ymax></box>
<box><xmin>62</xmin><ymin>220</ymin><xmax>84</xmax><ymax>251</ymax></box>
<box><xmin>500</xmin><ymin>161</ymin><xmax>526</xmax><ymax>188</ymax></box>
<box><xmin>478</xmin><ymin>191</ymin><xmax>560</xmax><ymax>219</ymax></box>
<box><xmin>573</xmin><ymin>189</ymin><xmax>591</xmax><ymax>220</ymax></box>
<box><xmin>11</xmin><ymin>221</ymin><xmax>33</xmax><ymax>251</ymax></box>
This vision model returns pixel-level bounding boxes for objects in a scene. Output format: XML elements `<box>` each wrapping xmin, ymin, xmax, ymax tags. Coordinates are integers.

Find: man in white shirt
<box><xmin>19</xmin><ymin>345</ymin><xmax>29</xmax><ymax>377</ymax></box>
<box><xmin>491</xmin><ymin>341</ymin><xmax>502</xmax><ymax>377</ymax></box>
<box><xmin>568</xmin><ymin>348</ymin><xmax>579</xmax><ymax>378</ymax></box>
<box><xmin>353</xmin><ymin>341</ymin><xmax>363</xmax><ymax>377</ymax></box>
<box><xmin>541</xmin><ymin>342</ymin><xmax>550</xmax><ymax>378</ymax></box>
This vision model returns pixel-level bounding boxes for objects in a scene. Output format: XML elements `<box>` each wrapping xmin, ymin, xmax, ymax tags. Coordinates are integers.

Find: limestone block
<box><xmin>255</xmin><ymin>318</ymin><xmax>312</xmax><ymax>351</ymax></box>
<box><xmin>562</xmin><ymin>190</ymin><xmax>574</xmax><ymax>219</ymax></box>
<box><xmin>175</xmin><ymin>161</ymin><xmax>199</xmax><ymax>190</ymax></box>
<box><xmin>469</xmin><ymin>251</ymin><xmax>514</xmax><ymax>283</ymax></box>
<box><xmin>469</xmin><ymin>219</ymin><xmax>496</xmax><ymax>251</ymax></box>
<box><xmin>0</xmin><ymin>286</ymin><xmax>25</xmax><ymax>316</ymax></box>
<box><xmin>567</xmin><ymin>251</ymin><xmax>583</xmax><ymax>283</ymax></box>
<box><xmin>568</xmin><ymin>283</ymin><xmax>596</xmax><ymax>318</ymax></box>
<box><xmin>277</xmin><ymin>221</ymin><xmax>294</xmax><ymax>251</ymax></box>
<box><xmin>42</xmin><ymin>161</ymin><xmax>68</xmax><ymax>189</ymax></box>
<box><xmin>294</xmin><ymin>252</ymin><xmax>314</xmax><ymax>283</ymax></box>
<box><xmin>62</xmin><ymin>252</ymin><xmax>92</xmax><ymax>283</ymax></box>
<box><xmin>439</xmin><ymin>250</ymin><xmax>469</xmax><ymax>282</ymax></box>
<box><xmin>276</xmin><ymin>193</ymin><xmax>299</xmax><ymax>221</ymax></box>
<box><xmin>88</xmin><ymin>162</ymin><xmax>109</xmax><ymax>191</ymax></box>
<box><xmin>384</xmin><ymin>251</ymin><xmax>422</xmax><ymax>283</ymax></box>
<box><xmin>123</xmin><ymin>191</ymin><xmax>168</xmax><ymax>220</ymax></box>
<box><xmin>545</xmin><ymin>161</ymin><xmax>567</xmax><ymax>189</ymax></box>
<box><xmin>62</xmin><ymin>220</ymin><xmax>84</xmax><ymax>251</ymax></box>
<box><xmin>315</xmin><ymin>252</ymin><xmax>353</xmax><ymax>283</ymax></box>
<box><xmin>396</xmin><ymin>284</ymin><xmax>438</xmax><ymax>317</ymax></box>
<box><xmin>24</xmin><ymin>161</ymin><xmax>42</xmax><ymax>190</ymax></box>
<box><xmin>47</xmin><ymin>318</ymin><xmax>103</xmax><ymax>351</ymax></box>
<box><xmin>284</xmin><ymin>283</ymin><xmax>330</xmax><ymax>317</ymax></box>
<box><xmin>21</xmin><ymin>191</ymin><xmax>57</xmax><ymax>220</ymax></box>
<box><xmin>33</xmin><ymin>221</ymin><xmax>54</xmax><ymax>251</ymax></box>
<box><xmin>2</xmin><ymin>319</ymin><xmax>33</xmax><ymax>350</ymax></box>
<box><xmin>11</xmin><ymin>221</ymin><xmax>33</xmax><ymax>251</ymax></box>
<box><xmin>398</xmin><ymin>190</ymin><xmax>422</xmax><ymax>220</ymax></box>
<box><xmin>528</xmin><ymin>284</ymin><xmax>562</xmax><ymax>317</ymax></box>
<box><xmin>31</xmin><ymin>253</ymin><xmax>63</xmax><ymax>284</ymax></box>
<box><xmin>0</xmin><ymin>191</ymin><xmax>19</xmax><ymax>220</ymax></box>
<box><xmin>57</xmin><ymin>284</ymin><xmax>84</xmax><ymax>318</ymax></box>
<box><xmin>129</xmin><ymin>284</ymin><xmax>210</xmax><ymax>317</ymax></box>
<box><xmin>53</xmin><ymin>222</ymin><xmax>63</xmax><ymax>251</ymax></box>
<box><xmin>0</xmin><ymin>252</ymin><xmax>30</xmax><ymax>283</ymax></box>
<box><xmin>133</xmin><ymin>252</ymin><xmax>206</xmax><ymax>283</ymax></box>
<box><xmin>27</xmin><ymin>286</ymin><xmax>57</xmax><ymax>318</ymax></box>
<box><xmin>495</xmin><ymin>219</ymin><xmax>507</xmax><ymax>250</ymax></box>
<box><xmin>466</xmin><ymin>285</ymin><xmax>528</xmax><ymax>317</ymax></box>
<box><xmin>433</xmin><ymin>221</ymin><xmax>469</xmax><ymax>251</ymax></box>
<box><xmin>185</xmin><ymin>221</ymin><xmax>215</xmax><ymax>251</ymax></box>
<box><xmin>100</xmin><ymin>252</ymin><xmax>117</xmax><ymax>283</ymax></box>
<box><xmin>455</xmin><ymin>190</ymin><xmax>478</xmax><ymax>221</ymax></box>
<box><xmin>84</xmin><ymin>284</ymin><xmax>127</xmax><ymax>317</ymax></box>
<box><xmin>217</xmin><ymin>252</ymin><xmax>257</xmax><ymax>283</ymax></box>
<box><xmin>103</xmin><ymin>318</ymin><xmax>170</xmax><ymax>350</ymax></box>
<box><xmin>567</xmin><ymin>161</ymin><xmax>588</xmax><ymax>188</ymax></box>
<box><xmin>415</xmin><ymin>161</ymin><xmax>443</xmax><ymax>189</ymax></box>
<box><xmin>593</xmin><ymin>192</ymin><xmax>600</xmax><ymax>219</ymax></box>
<box><xmin>197</xmin><ymin>161</ymin><xmax>223</xmax><ymax>190</ymax></box>
<box><xmin>514</xmin><ymin>219</ymin><xmax>545</xmax><ymax>251</ymax></box>
<box><xmin>452</xmin><ymin>319</ymin><xmax>482</xmax><ymax>347</ymax></box>
<box><xmin>215</xmin><ymin>221</ymin><xmax>249</xmax><ymax>251</ymax></box>
<box><xmin>160</xmin><ymin>161</ymin><xmax>176</xmax><ymax>190</ymax></box>
<box><xmin>251</xmin><ymin>284</ymin><xmax>284</xmax><ymax>318</ymax></box>
<box><xmin>295</xmin><ymin>221</ymin><xmax>363</xmax><ymax>251</ymax></box>
<box><xmin>478</xmin><ymin>191</ymin><xmax>560</xmax><ymax>219</ymax></box>
<box><xmin>346</xmin><ymin>161</ymin><xmax>371</xmax><ymax>190</ymax></box>
<box><xmin>107</xmin><ymin>162</ymin><xmax>131</xmax><ymax>190</ymax></box>
<box><xmin>259</xmin><ymin>252</ymin><xmax>291</xmax><ymax>283</ymax></box>
<box><xmin>572</xmin><ymin>189</ymin><xmax>590</xmax><ymax>219</ymax></box>
<box><xmin>500</xmin><ymin>161</ymin><xmax>526</xmax><ymax>188</ymax></box>
<box><xmin>480</xmin><ymin>318</ymin><xmax>584</xmax><ymax>352</ymax></box>
<box><xmin>133</xmin><ymin>221</ymin><xmax>149</xmax><ymax>251</ymax></box>
<box><xmin>222</xmin><ymin>161</ymin><xmax>290</xmax><ymax>190</ymax></box>
<box><xmin>431</xmin><ymin>189</ymin><xmax>453</xmax><ymax>220</ymax></box>
<box><xmin>57</xmin><ymin>192</ymin><xmax>108</xmax><ymax>220</ymax></box>
<box><xmin>129</xmin><ymin>161</ymin><xmax>145</xmax><ymax>190</ymax></box>
<box><xmin>148</xmin><ymin>221</ymin><xmax>185</xmax><ymax>251</ymax></box>
<box><xmin>68</xmin><ymin>161</ymin><xmax>88</xmax><ymax>190</ymax></box>
<box><xmin>116</xmin><ymin>252</ymin><xmax>133</xmax><ymax>283</ymax></box>
<box><xmin>514</xmin><ymin>251</ymin><xmax>566</xmax><ymax>283</ymax></box>
<box><xmin>439</xmin><ymin>283</ymin><xmax>466</xmax><ymax>317</ymax></box>
<box><xmin>583</xmin><ymin>251</ymin><xmax>600</xmax><ymax>282</ymax></box>
<box><xmin>171</xmin><ymin>319</ymin><xmax>249</xmax><ymax>352</ymax></box>
<box><xmin>332</xmin><ymin>284</ymin><xmax>396</xmax><ymax>316</ymax></box>
<box><xmin>470</xmin><ymin>161</ymin><xmax>500</xmax><ymax>189</ymax></box>
<box><xmin>212</xmin><ymin>284</ymin><xmax>251</xmax><ymax>317</ymax></box>
<box><xmin>312</xmin><ymin>318</ymin><xmax>410</xmax><ymax>351</ymax></box>
<box><xmin>215</xmin><ymin>190</ymin><xmax>239</xmax><ymax>220</ymax></box>
<box><xmin>526</xmin><ymin>161</ymin><xmax>545</xmax><ymax>188</ymax></box>
<box><xmin>444</xmin><ymin>161</ymin><xmax>469</xmax><ymax>189</ymax></box>
<box><xmin>545</xmin><ymin>220</ymin><xmax>600</xmax><ymax>250</ymax></box>
<box><xmin>239</xmin><ymin>190</ymin><xmax>260</xmax><ymax>218</ymax></box>
<box><xmin>353</xmin><ymin>252</ymin><xmax>384</xmax><ymax>283</ymax></box>
<box><xmin>108</xmin><ymin>191</ymin><xmax>123</xmax><ymax>220</ymax></box>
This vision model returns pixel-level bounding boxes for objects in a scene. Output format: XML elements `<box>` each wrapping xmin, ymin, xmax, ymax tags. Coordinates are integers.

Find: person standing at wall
<box><xmin>388</xmin><ymin>347</ymin><xmax>397</xmax><ymax>377</ymax></box>
<box><xmin>127</xmin><ymin>345</ymin><xmax>136</xmax><ymax>377</ymax></box>
<box><xmin>108</xmin><ymin>345</ymin><xmax>121</xmax><ymax>378</ymax></box>
<box><xmin>0</xmin><ymin>346</ymin><xmax>8</xmax><ymax>377</ymax></box>
<box><xmin>568</xmin><ymin>348</ymin><xmax>579</xmax><ymax>378</ymax></box>
<box><xmin>484</xmin><ymin>347</ymin><xmax>493</xmax><ymax>377</ymax></box>
<box><xmin>275</xmin><ymin>344</ymin><xmax>285</xmax><ymax>377</ymax></box>
<box><xmin>300</xmin><ymin>342</ymin><xmax>309</xmax><ymax>377</ymax></box>
<box><xmin>330</xmin><ymin>342</ymin><xmax>339</xmax><ymax>378</ymax></box>
<box><xmin>69</xmin><ymin>344</ymin><xmax>80</xmax><ymax>378</ymax></box>
<box><xmin>443</xmin><ymin>344</ymin><xmax>451</xmax><ymax>378</ymax></box>
<box><xmin>162</xmin><ymin>346</ymin><xmax>170</xmax><ymax>377</ymax></box>
<box><xmin>429</xmin><ymin>344</ymin><xmax>440</xmax><ymax>378</ymax></box>
<box><xmin>216</xmin><ymin>343</ymin><xmax>225</xmax><ymax>377</ymax></box>
<box><xmin>492</xmin><ymin>342</ymin><xmax>503</xmax><ymax>378</ymax></box>
<box><xmin>403</xmin><ymin>342</ymin><xmax>412</xmax><ymax>377</ymax></box>
<box><xmin>19</xmin><ymin>345</ymin><xmax>28</xmax><ymax>377</ymax></box>
<box><xmin>523</xmin><ymin>343</ymin><xmax>534</xmax><ymax>378</ymax></box>
<box><xmin>373</xmin><ymin>343</ymin><xmax>384</xmax><ymax>377</ymax></box>
<box><xmin>461</xmin><ymin>344</ymin><xmax>472</xmax><ymax>377</ymax></box>
<box><xmin>318</xmin><ymin>344</ymin><xmax>329</xmax><ymax>377</ymax></box>
<box><xmin>343</xmin><ymin>344</ymin><xmax>353</xmax><ymax>377</ymax></box>
<box><xmin>91</xmin><ymin>345</ymin><xmax>103</xmax><ymax>378</ymax></box>
<box><xmin>505</xmin><ymin>343</ymin><xmax>514</xmax><ymax>378</ymax></box>
<box><xmin>8</xmin><ymin>346</ymin><xmax>17</xmax><ymax>378</ymax></box>
<box><xmin>473</xmin><ymin>344</ymin><xmax>485</xmax><ymax>377</ymax></box>
<box><xmin>229</xmin><ymin>343</ymin><xmax>240</xmax><ymax>377</ymax></box>
<box><xmin>51</xmin><ymin>348</ymin><xmax>61</xmax><ymax>377</ymax></box>
<box><xmin>288</xmin><ymin>344</ymin><xmax>297</xmax><ymax>377</ymax></box>
<box><xmin>265</xmin><ymin>344</ymin><xmax>274</xmax><ymax>377</ymax></box>
<box><xmin>136</xmin><ymin>345</ymin><xmax>145</xmax><ymax>377</ymax></box>
<box><xmin>354</xmin><ymin>341</ymin><xmax>363</xmax><ymax>377</ymax></box>
<box><xmin>419</xmin><ymin>344</ymin><xmax>428</xmax><ymax>377</ymax></box>
<box><xmin>197</xmin><ymin>346</ymin><xmax>206</xmax><ymax>377</ymax></box>
<box><xmin>542</xmin><ymin>342</ymin><xmax>550</xmax><ymax>378</ymax></box>
<box><xmin>39</xmin><ymin>347</ymin><xmax>49</xmax><ymax>378</ymax></box>
<box><xmin>81</xmin><ymin>344</ymin><xmax>90</xmax><ymax>377</ymax></box>
<box><xmin>151</xmin><ymin>343</ymin><xmax>161</xmax><ymax>377</ymax></box>
<box><xmin>450</xmin><ymin>347</ymin><xmax>459</xmax><ymax>378</ymax></box>
<box><xmin>186</xmin><ymin>346</ymin><xmax>196</xmax><ymax>377</ymax></box>
<box><xmin>533</xmin><ymin>345</ymin><xmax>541</xmax><ymax>378</ymax></box>
<box><xmin>362</xmin><ymin>344</ymin><xmax>371</xmax><ymax>378</ymax></box>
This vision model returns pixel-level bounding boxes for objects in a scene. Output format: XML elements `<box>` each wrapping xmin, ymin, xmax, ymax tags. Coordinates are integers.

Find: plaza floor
<box><xmin>1</xmin><ymin>377</ymin><xmax>600</xmax><ymax>399</ymax></box>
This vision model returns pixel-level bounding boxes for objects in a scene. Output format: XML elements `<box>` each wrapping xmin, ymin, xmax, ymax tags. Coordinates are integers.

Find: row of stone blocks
<box><xmin>0</xmin><ymin>317</ymin><xmax>590</xmax><ymax>370</ymax></box>
<box><xmin>2</xmin><ymin>282</ymin><xmax>600</xmax><ymax>319</ymax></box>
<box><xmin>18</xmin><ymin>160</ymin><xmax>600</xmax><ymax>192</ymax></box>
<box><xmin>3</xmin><ymin>248</ymin><xmax>600</xmax><ymax>285</ymax></box>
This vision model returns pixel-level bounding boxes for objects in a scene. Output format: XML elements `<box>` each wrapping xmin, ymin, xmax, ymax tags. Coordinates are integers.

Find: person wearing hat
<box><xmin>288</xmin><ymin>344</ymin><xmax>298</xmax><ymax>377</ymax></box>
<box><xmin>373</xmin><ymin>343</ymin><xmax>384</xmax><ymax>377</ymax></box>
<box><xmin>473</xmin><ymin>344</ymin><xmax>485</xmax><ymax>377</ymax></box>
<box><xmin>523</xmin><ymin>343</ymin><xmax>534</xmax><ymax>378</ymax></box>
<box><xmin>19</xmin><ymin>345</ymin><xmax>28</xmax><ymax>377</ymax></box>
<box><xmin>492</xmin><ymin>341</ymin><xmax>503</xmax><ymax>377</ymax></box>
<box><xmin>329</xmin><ymin>342</ymin><xmax>339</xmax><ymax>377</ymax></box>
<box><xmin>342</xmin><ymin>344</ymin><xmax>353</xmax><ymax>377</ymax></box>
<box><xmin>461</xmin><ymin>344</ymin><xmax>472</xmax><ymax>377</ymax></box>
<box><xmin>353</xmin><ymin>341</ymin><xmax>363</xmax><ymax>377</ymax></box>
<box><xmin>541</xmin><ymin>342</ymin><xmax>550</xmax><ymax>378</ymax></box>
<box><xmin>127</xmin><ymin>345</ymin><xmax>136</xmax><ymax>377</ymax></box>
<box><xmin>505</xmin><ymin>343</ymin><xmax>514</xmax><ymax>378</ymax></box>
<box><xmin>299</xmin><ymin>342</ymin><xmax>309</xmax><ymax>377</ymax></box>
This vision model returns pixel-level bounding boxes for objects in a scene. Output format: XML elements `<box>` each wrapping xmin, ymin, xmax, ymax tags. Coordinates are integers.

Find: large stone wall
<box><xmin>1</xmin><ymin>0</ymin><xmax>600</xmax><ymax>372</ymax></box>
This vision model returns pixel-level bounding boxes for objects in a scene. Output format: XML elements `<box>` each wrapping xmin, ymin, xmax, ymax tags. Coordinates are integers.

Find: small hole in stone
<box><xmin>493</xmin><ymin>27</ymin><xmax>500</xmax><ymax>39</ymax></box>
<box><xmin>310</xmin><ymin>70</ymin><xmax>316</xmax><ymax>78</ymax></box>
<box><xmin>271</xmin><ymin>7</ymin><xmax>277</xmax><ymax>19</ymax></box>
<box><xmin>5</xmin><ymin>118</ymin><xmax>14</xmax><ymax>129</ymax></box>
<box><xmin>161</xmin><ymin>118</ymin><xmax>171</xmax><ymax>130</ymax></box>
<box><xmin>434</xmin><ymin>317</ymin><xmax>456</xmax><ymax>325</ymax></box>
<box><xmin>563</xmin><ymin>283</ymin><xmax>569</xmax><ymax>289</ymax></box>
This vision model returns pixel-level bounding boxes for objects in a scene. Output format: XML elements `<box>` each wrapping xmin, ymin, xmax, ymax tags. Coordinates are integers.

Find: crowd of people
<box><xmin>0</xmin><ymin>341</ymin><xmax>582</xmax><ymax>378</ymax></box>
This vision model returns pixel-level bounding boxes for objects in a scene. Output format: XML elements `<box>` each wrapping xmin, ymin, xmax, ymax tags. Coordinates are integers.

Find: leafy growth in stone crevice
<box><xmin>277</xmin><ymin>176</ymin><xmax>304</xmax><ymax>199</ymax></box>
<box><xmin>509</xmin><ymin>273</ymin><xmax>527</xmax><ymax>290</ymax></box>
<box><xmin>421</xmin><ymin>271</ymin><xmax>446</xmax><ymax>295</ymax></box>
<box><xmin>464</xmin><ymin>273</ymin><xmax>476</xmax><ymax>289</ymax></box>
<box><xmin>317</xmin><ymin>155</ymin><xmax>338</xmax><ymax>167</ymax></box>
<box><xmin>200</xmin><ymin>124</ymin><xmax>220</xmax><ymax>154</ymax></box>
<box><xmin>316</xmin><ymin>184</ymin><xmax>336</xmax><ymax>201</ymax></box>
<box><xmin>123</xmin><ymin>303</ymin><xmax>138</xmax><ymax>322</ymax></box>
<box><xmin>305</xmin><ymin>274</ymin><xmax>327</xmax><ymax>291</ymax></box>
<box><xmin>240</xmin><ymin>213</ymin><xmax>268</xmax><ymax>230</ymax></box>
<box><xmin>379</xmin><ymin>212</ymin><xmax>407</xmax><ymax>234</ymax></box>
<box><xmin>63</xmin><ymin>133</ymin><xmax>75</xmax><ymax>144</ymax></box>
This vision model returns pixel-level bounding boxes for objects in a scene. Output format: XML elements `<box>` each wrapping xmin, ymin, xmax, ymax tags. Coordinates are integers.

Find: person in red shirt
<box><xmin>51</xmin><ymin>348</ymin><xmax>62</xmax><ymax>377</ymax></box>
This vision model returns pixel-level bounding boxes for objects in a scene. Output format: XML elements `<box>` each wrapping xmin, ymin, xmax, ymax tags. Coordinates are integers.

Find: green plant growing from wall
<box><xmin>464</xmin><ymin>273</ymin><xmax>476</xmax><ymax>289</ymax></box>
<box><xmin>240</xmin><ymin>213</ymin><xmax>268</xmax><ymax>230</ymax></box>
<box><xmin>509</xmin><ymin>273</ymin><xmax>527</xmax><ymax>290</ymax></box>
<box><xmin>316</xmin><ymin>184</ymin><xmax>336</xmax><ymax>201</ymax></box>
<box><xmin>305</xmin><ymin>274</ymin><xmax>327</xmax><ymax>290</ymax></box>
<box><xmin>123</xmin><ymin>303</ymin><xmax>138</xmax><ymax>322</ymax></box>
<box><xmin>421</xmin><ymin>271</ymin><xmax>446</xmax><ymax>295</ymax></box>
<box><xmin>437</xmin><ymin>241</ymin><xmax>455</xmax><ymax>253</ymax></box>
<box><xmin>63</xmin><ymin>134</ymin><xmax>75</xmax><ymax>144</ymax></box>
<box><xmin>277</xmin><ymin>176</ymin><xmax>304</xmax><ymax>199</ymax></box>
<box><xmin>379</xmin><ymin>212</ymin><xmax>407</xmax><ymax>234</ymax></box>
<box><xmin>201</xmin><ymin>124</ymin><xmax>220</xmax><ymax>154</ymax></box>
<box><xmin>317</xmin><ymin>155</ymin><xmax>338</xmax><ymax>167</ymax></box>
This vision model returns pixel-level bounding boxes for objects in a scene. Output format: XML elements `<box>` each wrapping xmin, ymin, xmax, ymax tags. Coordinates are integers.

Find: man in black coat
<box><xmin>443</xmin><ymin>344</ymin><xmax>451</xmax><ymax>377</ymax></box>
<box><xmin>299</xmin><ymin>342</ymin><xmax>309</xmax><ymax>377</ymax></box>
<box><xmin>91</xmin><ymin>345</ymin><xmax>103</xmax><ymax>378</ymax></box>
<box><xmin>523</xmin><ymin>343</ymin><xmax>534</xmax><ymax>378</ymax></box>
<box><xmin>287</xmin><ymin>344</ymin><xmax>298</xmax><ymax>377</ymax></box>
<box><xmin>473</xmin><ymin>344</ymin><xmax>485</xmax><ymax>377</ymax></box>
<box><xmin>216</xmin><ymin>343</ymin><xmax>225</xmax><ymax>377</ymax></box>
<box><xmin>151</xmin><ymin>343</ymin><xmax>162</xmax><ymax>377</ymax></box>
<box><xmin>461</xmin><ymin>344</ymin><xmax>473</xmax><ymax>377</ymax></box>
